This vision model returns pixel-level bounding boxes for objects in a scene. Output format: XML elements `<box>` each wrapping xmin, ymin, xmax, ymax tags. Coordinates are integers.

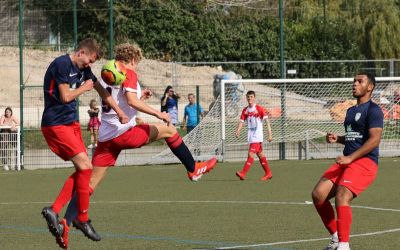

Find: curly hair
<box><xmin>115</xmin><ymin>43</ymin><xmax>143</xmax><ymax>64</ymax></box>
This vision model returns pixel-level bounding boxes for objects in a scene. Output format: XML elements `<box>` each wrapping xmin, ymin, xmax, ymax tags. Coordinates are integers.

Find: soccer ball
<box><xmin>101</xmin><ymin>59</ymin><xmax>127</xmax><ymax>86</ymax></box>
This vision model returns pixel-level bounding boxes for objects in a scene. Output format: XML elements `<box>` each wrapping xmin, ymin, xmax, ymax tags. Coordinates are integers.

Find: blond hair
<box><xmin>115</xmin><ymin>43</ymin><xmax>143</xmax><ymax>64</ymax></box>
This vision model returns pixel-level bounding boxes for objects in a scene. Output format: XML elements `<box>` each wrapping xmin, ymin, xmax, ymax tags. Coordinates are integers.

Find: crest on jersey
<box><xmin>355</xmin><ymin>112</ymin><xmax>361</xmax><ymax>121</ymax></box>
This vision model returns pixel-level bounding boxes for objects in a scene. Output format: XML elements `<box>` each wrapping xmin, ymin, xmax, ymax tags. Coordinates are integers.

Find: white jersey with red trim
<box><xmin>239</xmin><ymin>104</ymin><xmax>267</xmax><ymax>143</ymax></box>
<box><xmin>98</xmin><ymin>68</ymin><xmax>141</xmax><ymax>142</ymax></box>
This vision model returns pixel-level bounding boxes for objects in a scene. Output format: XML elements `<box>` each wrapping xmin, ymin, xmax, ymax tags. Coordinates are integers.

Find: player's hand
<box><xmin>267</xmin><ymin>135</ymin><xmax>273</xmax><ymax>142</ymax></box>
<box><xmin>82</xmin><ymin>79</ymin><xmax>94</xmax><ymax>91</ymax></box>
<box><xmin>141</xmin><ymin>89</ymin><xmax>152</xmax><ymax>100</ymax></box>
<box><xmin>157</xmin><ymin>111</ymin><xmax>171</xmax><ymax>124</ymax></box>
<box><xmin>118</xmin><ymin>112</ymin><xmax>129</xmax><ymax>124</ymax></box>
<box><xmin>335</xmin><ymin>155</ymin><xmax>353</xmax><ymax>165</ymax></box>
<box><xmin>326</xmin><ymin>132</ymin><xmax>337</xmax><ymax>143</ymax></box>
<box><xmin>235</xmin><ymin>130</ymin><xmax>240</xmax><ymax>138</ymax></box>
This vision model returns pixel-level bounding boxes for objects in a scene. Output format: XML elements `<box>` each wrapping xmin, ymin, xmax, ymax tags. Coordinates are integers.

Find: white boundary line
<box><xmin>1</xmin><ymin>200</ymin><xmax>400</xmax><ymax>213</ymax></box>
<box><xmin>214</xmin><ymin>228</ymin><xmax>400</xmax><ymax>249</ymax></box>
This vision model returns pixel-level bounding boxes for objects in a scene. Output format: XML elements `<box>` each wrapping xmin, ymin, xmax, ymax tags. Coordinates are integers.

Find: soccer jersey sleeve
<box><xmin>256</xmin><ymin>105</ymin><xmax>267</xmax><ymax>119</ymax></box>
<box><xmin>368</xmin><ymin>104</ymin><xmax>384</xmax><ymax>128</ymax></box>
<box><xmin>83</xmin><ymin>67</ymin><xmax>97</xmax><ymax>83</ymax></box>
<box><xmin>240</xmin><ymin>107</ymin><xmax>248</xmax><ymax>122</ymax></box>
<box><xmin>122</xmin><ymin>70</ymin><xmax>138</xmax><ymax>93</ymax></box>
<box><xmin>54</xmin><ymin>59</ymin><xmax>70</xmax><ymax>85</ymax></box>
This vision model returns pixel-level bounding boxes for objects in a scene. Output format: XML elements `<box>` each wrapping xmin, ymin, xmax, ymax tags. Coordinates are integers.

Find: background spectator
<box><xmin>161</xmin><ymin>85</ymin><xmax>180</xmax><ymax>126</ymax></box>
<box><xmin>87</xmin><ymin>99</ymin><xmax>101</xmax><ymax>149</ymax></box>
<box><xmin>182</xmin><ymin>93</ymin><xmax>204</xmax><ymax>133</ymax></box>
<box><xmin>0</xmin><ymin>107</ymin><xmax>19</xmax><ymax>170</ymax></box>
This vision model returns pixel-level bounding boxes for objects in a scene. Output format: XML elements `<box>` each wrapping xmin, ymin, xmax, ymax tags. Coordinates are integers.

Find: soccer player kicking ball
<box><xmin>40</xmin><ymin>38</ymin><xmax>128</xmax><ymax>249</ymax></box>
<box><xmin>235</xmin><ymin>90</ymin><xmax>273</xmax><ymax>181</ymax></box>
<box><xmin>311</xmin><ymin>72</ymin><xmax>383</xmax><ymax>250</ymax></box>
<box><xmin>56</xmin><ymin>43</ymin><xmax>217</xmax><ymax>248</ymax></box>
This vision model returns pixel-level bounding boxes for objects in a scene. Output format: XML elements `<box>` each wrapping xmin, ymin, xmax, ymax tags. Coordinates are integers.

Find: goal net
<box><xmin>148</xmin><ymin>77</ymin><xmax>400</xmax><ymax>164</ymax></box>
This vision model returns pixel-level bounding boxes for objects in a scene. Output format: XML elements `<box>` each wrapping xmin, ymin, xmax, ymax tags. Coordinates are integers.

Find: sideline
<box><xmin>1</xmin><ymin>200</ymin><xmax>399</xmax><ymax>213</ymax></box>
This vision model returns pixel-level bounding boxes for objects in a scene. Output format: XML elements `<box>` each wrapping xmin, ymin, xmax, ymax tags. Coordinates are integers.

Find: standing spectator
<box><xmin>311</xmin><ymin>72</ymin><xmax>383</xmax><ymax>250</ymax></box>
<box><xmin>40</xmin><ymin>38</ymin><xmax>128</xmax><ymax>248</ymax></box>
<box><xmin>0</xmin><ymin>107</ymin><xmax>19</xmax><ymax>171</ymax></box>
<box><xmin>161</xmin><ymin>85</ymin><xmax>180</xmax><ymax>126</ymax></box>
<box><xmin>182</xmin><ymin>93</ymin><xmax>204</xmax><ymax>133</ymax></box>
<box><xmin>235</xmin><ymin>90</ymin><xmax>273</xmax><ymax>181</ymax></box>
<box><xmin>87</xmin><ymin>99</ymin><xmax>101</xmax><ymax>149</ymax></box>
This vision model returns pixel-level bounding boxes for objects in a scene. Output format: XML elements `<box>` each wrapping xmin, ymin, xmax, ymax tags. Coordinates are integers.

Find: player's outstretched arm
<box><xmin>94</xmin><ymin>81</ymin><xmax>129</xmax><ymax>124</ymax></box>
<box><xmin>58</xmin><ymin>80</ymin><xmax>94</xmax><ymax>103</ymax></box>
<box><xmin>126</xmin><ymin>91</ymin><xmax>170</xmax><ymax>123</ymax></box>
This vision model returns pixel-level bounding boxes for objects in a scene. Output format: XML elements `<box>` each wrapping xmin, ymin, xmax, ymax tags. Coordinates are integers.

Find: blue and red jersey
<box><xmin>41</xmin><ymin>54</ymin><xmax>97</xmax><ymax>127</ymax></box>
<box><xmin>343</xmin><ymin>100</ymin><xmax>384</xmax><ymax>164</ymax></box>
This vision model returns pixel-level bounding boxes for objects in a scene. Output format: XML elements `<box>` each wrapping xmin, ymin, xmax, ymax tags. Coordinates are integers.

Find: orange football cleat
<box><xmin>188</xmin><ymin>157</ymin><xmax>217</xmax><ymax>181</ymax></box>
<box><xmin>56</xmin><ymin>219</ymin><xmax>69</xmax><ymax>249</ymax></box>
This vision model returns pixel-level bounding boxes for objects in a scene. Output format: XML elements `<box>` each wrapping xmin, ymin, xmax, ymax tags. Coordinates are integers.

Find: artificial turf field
<box><xmin>0</xmin><ymin>158</ymin><xmax>399</xmax><ymax>250</ymax></box>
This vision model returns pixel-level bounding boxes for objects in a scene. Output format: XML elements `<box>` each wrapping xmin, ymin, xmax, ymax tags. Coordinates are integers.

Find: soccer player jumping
<box><xmin>40</xmin><ymin>38</ymin><xmax>128</xmax><ymax>248</ymax></box>
<box><xmin>56</xmin><ymin>43</ymin><xmax>217</xmax><ymax>248</ymax></box>
<box><xmin>311</xmin><ymin>72</ymin><xmax>384</xmax><ymax>250</ymax></box>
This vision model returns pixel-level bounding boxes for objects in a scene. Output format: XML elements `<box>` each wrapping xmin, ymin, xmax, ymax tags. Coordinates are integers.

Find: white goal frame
<box><xmin>220</xmin><ymin>77</ymin><xmax>400</xmax><ymax>160</ymax></box>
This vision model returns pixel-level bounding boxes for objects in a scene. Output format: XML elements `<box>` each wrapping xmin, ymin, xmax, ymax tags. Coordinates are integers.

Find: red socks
<box><xmin>51</xmin><ymin>172</ymin><xmax>77</xmax><ymax>214</ymax></box>
<box><xmin>241</xmin><ymin>157</ymin><xmax>254</xmax><ymax>174</ymax></box>
<box><xmin>260</xmin><ymin>156</ymin><xmax>271</xmax><ymax>174</ymax></box>
<box><xmin>165</xmin><ymin>133</ymin><xmax>182</xmax><ymax>149</ymax></box>
<box><xmin>75</xmin><ymin>169</ymin><xmax>93</xmax><ymax>222</ymax></box>
<box><xmin>314</xmin><ymin>201</ymin><xmax>337</xmax><ymax>234</ymax></box>
<box><xmin>336</xmin><ymin>205</ymin><xmax>352</xmax><ymax>242</ymax></box>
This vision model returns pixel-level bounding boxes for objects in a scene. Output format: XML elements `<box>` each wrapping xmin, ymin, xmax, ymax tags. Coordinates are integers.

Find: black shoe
<box><xmin>75</xmin><ymin>220</ymin><xmax>101</xmax><ymax>241</ymax></box>
<box><xmin>41</xmin><ymin>206</ymin><xmax>61</xmax><ymax>238</ymax></box>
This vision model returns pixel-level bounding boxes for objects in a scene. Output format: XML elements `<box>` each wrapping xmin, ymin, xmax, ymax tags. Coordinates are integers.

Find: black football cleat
<box><xmin>75</xmin><ymin>220</ymin><xmax>101</xmax><ymax>241</ymax></box>
<box><xmin>41</xmin><ymin>206</ymin><xmax>61</xmax><ymax>238</ymax></box>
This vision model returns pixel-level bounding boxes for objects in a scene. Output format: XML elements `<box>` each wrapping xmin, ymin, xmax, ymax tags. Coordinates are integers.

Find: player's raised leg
<box><xmin>149</xmin><ymin>123</ymin><xmax>217</xmax><ymax>181</ymax></box>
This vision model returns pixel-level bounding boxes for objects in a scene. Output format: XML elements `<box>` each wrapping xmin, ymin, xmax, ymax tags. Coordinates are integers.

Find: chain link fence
<box><xmin>2</xmin><ymin>1</ymin><xmax>400</xmax><ymax>168</ymax></box>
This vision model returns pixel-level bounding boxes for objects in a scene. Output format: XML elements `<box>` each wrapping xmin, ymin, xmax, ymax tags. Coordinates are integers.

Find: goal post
<box><xmin>149</xmin><ymin>76</ymin><xmax>400</xmax><ymax>164</ymax></box>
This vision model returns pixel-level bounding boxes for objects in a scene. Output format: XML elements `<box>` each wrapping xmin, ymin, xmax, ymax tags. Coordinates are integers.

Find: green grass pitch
<box><xmin>0</xmin><ymin>158</ymin><xmax>399</xmax><ymax>249</ymax></box>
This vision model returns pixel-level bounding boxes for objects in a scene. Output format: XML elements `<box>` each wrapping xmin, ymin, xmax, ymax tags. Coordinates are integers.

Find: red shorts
<box><xmin>41</xmin><ymin>122</ymin><xmax>87</xmax><ymax>161</ymax></box>
<box><xmin>92</xmin><ymin>124</ymin><xmax>150</xmax><ymax>167</ymax></box>
<box><xmin>249</xmin><ymin>142</ymin><xmax>263</xmax><ymax>154</ymax></box>
<box><xmin>322</xmin><ymin>157</ymin><xmax>378</xmax><ymax>196</ymax></box>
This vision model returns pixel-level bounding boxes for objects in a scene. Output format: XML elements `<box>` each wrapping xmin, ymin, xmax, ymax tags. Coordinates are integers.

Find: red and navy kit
<box><xmin>323</xmin><ymin>100</ymin><xmax>384</xmax><ymax>195</ymax></box>
<box><xmin>343</xmin><ymin>100</ymin><xmax>383</xmax><ymax>164</ymax></box>
<box><xmin>41</xmin><ymin>54</ymin><xmax>97</xmax><ymax>127</ymax></box>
